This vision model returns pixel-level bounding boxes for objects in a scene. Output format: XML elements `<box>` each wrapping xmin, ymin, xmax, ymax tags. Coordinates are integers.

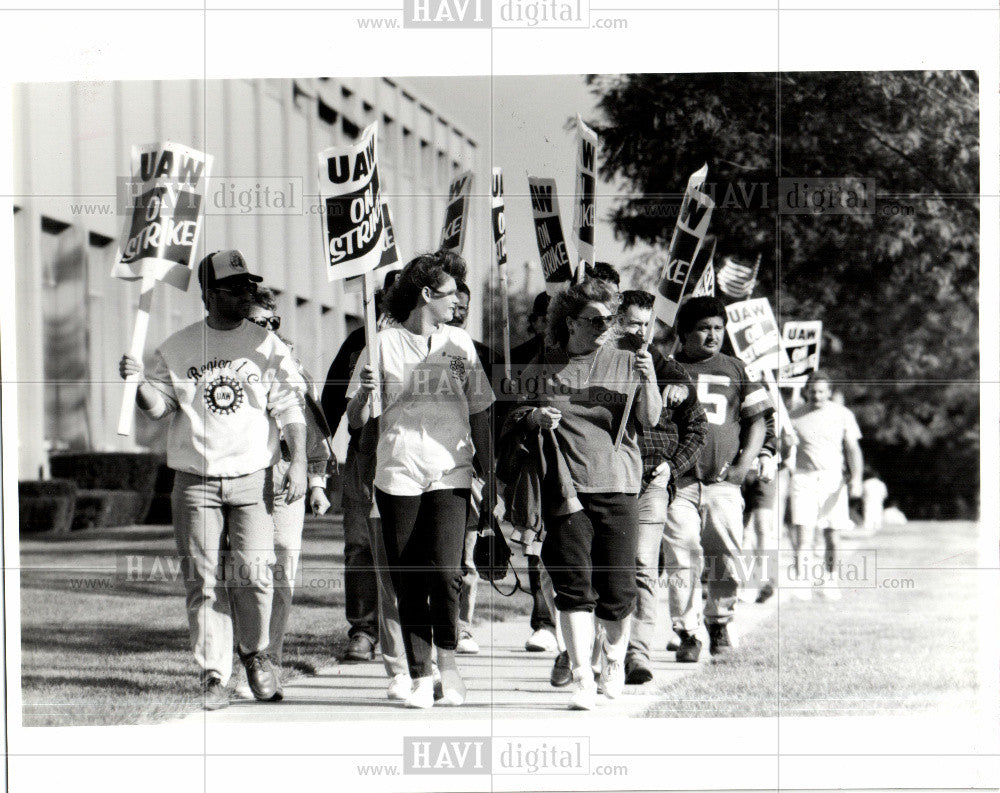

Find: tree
<box><xmin>588</xmin><ymin>71</ymin><xmax>980</xmax><ymax>518</ymax></box>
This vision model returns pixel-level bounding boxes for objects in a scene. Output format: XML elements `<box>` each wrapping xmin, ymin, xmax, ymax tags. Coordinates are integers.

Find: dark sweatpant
<box><xmin>540</xmin><ymin>492</ymin><xmax>639</xmax><ymax>622</ymax></box>
<box><xmin>375</xmin><ymin>487</ymin><xmax>470</xmax><ymax>679</ymax></box>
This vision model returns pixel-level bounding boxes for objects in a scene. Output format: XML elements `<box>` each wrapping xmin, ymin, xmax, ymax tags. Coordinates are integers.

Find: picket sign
<box><xmin>114</xmin><ymin>141</ymin><xmax>213</xmax><ymax>436</ymax></box>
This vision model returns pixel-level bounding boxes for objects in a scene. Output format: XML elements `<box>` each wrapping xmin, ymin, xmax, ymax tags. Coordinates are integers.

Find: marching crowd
<box><xmin>119</xmin><ymin>246</ymin><xmax>878</xmax><ymax>713</ymax></box>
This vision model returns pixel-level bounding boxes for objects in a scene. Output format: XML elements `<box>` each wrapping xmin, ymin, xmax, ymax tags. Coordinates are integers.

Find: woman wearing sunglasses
<box><xmin>501</xmin><ymin>278</ymin><xmax>661</xmax><ymax>710</ymax></box>
<box><xmin>230</xmin><ymin>287</ymin><xmax>333</xmax><ymax>698</ymax></box>
<box><xmin>345</xmin><ymin>250</ymin><xmax>495</xmax><ymax>709</ymax></box>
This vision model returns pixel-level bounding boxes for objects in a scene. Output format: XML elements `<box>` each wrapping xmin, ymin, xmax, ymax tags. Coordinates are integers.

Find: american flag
<box><xmin>716</xmin><ymin>254</ymin><xmax>760</xmax><ymax>299</ymax></box>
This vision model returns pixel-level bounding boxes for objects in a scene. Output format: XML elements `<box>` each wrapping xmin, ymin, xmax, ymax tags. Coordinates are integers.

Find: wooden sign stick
<box><xmin>362</xmin><ymin>268</ymin><xmax>382</xmax><ymax>418</ymax></box>
<box><xmin>117</xmin><ymin>273</ymin><xmax>157</xmax><ymax>436</ymax></box>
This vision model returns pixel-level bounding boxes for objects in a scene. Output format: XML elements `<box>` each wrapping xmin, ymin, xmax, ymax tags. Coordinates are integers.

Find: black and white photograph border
<box><xmin>1</xmin><ymin>5</ymin><xmax>999</xmax><ymax>793</ymax></box>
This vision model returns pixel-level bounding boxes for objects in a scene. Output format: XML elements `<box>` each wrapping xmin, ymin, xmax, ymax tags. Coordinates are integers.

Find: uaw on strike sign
<box><xmin>440</xmin><ymin>170</ymin><xmax>473</xmax><ymax>253</ymax></box>
<box><xmin>780</xmin><ymin>320</ymin><xmax>822</xmax><ymax>383</ymax></box>
<box><xmin>318</xmin><ymin>122</ymin><xmax>384</xmax><ymax>281</ymax></box>
<box><xmin>112</xmin><ymin>142</ymin><xmax>212</xmax><ymax>290</ymax></box>
<box><xmin>725</xmin><ymin>297</ymin><xmax>790</xmax><ymax>375</ymax></box>
<box><xmin>653</xmin><ymin>165</ymin><xmax>715</xmax><ymax>328</ymax></box>
<box><xmin>528</xmin><ymin>175</ymin><xmax>574</xmax><ymax>292</ymax></box>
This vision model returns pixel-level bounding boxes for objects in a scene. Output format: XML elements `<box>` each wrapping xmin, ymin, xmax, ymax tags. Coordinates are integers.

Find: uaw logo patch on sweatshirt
<box><xmin>187</xmin><ymin>358</ymin><xmax>259</xmax><ymax>417</ymax></box>
<box><xmin>204</xmin><ymin>373</ymin><xmax>245</xmax><ymax>415</ymax></box>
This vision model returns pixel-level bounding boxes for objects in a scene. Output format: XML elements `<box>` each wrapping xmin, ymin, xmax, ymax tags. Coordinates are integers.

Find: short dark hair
<box><xmin>619</xmin><ymin>289</ymin><xmax>654</xmax><ymax>313</ymax></box>
<box><xmin>529</xmin><ymin>291</ymin><xmax>550</xmax><ymax>321</ymax></box>
<box><xmin>455</xmin><ymin>280</ymin><xmax>471</xmax><ymax>299</ymax></box>
<box><xmin>806</xmin><ymin>369</ymin><xmax>832</xmax><ymax>386</ymax></box>
<box><xmin>675</xmin><ymin>296</ymin><xmax>728</xmax><ymax>341</ymax></box>
<box><xmin>383</xmin><ymin>249</ymin><xmax>467</xmax><ymax>322</ymax></box>
<box><xmin>586</xmin><ymin>261</ymin><xmax>621</xmax><ymax>286</ymax></box>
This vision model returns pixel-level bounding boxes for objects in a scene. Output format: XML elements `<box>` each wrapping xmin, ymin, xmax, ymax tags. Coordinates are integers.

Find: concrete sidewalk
<box><xmin>182</xmin><ymin>589</ymin><xmax>778</xmax><ymax>723</ymax></box>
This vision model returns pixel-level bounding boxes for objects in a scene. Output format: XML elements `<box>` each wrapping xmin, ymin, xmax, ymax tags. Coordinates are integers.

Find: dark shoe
<box><xmin>624</xmin><ymin>657</ymin><xmax>654</xmax><ymax>685</ymax></box>
<box><xmin>239</xmin><ymin>649</ymin><xmax>279</xmax><ymax>701</ymax></box>
<box><xmin>675</xmin><ymin>630</ymin><xmax>702</xmax><ymax>663</ymax></box>
<box><xmin>756</xmin><ymin>582</ymin><xmax>775</xmax><ymax>604</ymax></box>
<box><xmin>707</xmin><ymin>623</ymin><xmax>732</xmax><ymax>657</ymax></box>
<box><xmin>201</xmin><ymin>675</ymin><xmax>229</xmax><ymax>711</ymax></box>
<box><xmin>343</xmin><ymin>633</ymin><xmax>376</xmax><ymax>662</ymax></box>
<box><xmin>550</xmin><ymin>650</ymin><xmax>572</xmax><ymax>687</ymax></box>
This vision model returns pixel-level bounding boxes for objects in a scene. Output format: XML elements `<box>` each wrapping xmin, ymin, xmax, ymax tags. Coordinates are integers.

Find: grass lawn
<box><xmin>646</xmin><ymin>521</ymin><xmax>983</xmax><ymax>718</ymax></box>
<box><xmin>18</xmin><ymin>517</ymin><xmax>532</xmax><ymax>727</ymax></box>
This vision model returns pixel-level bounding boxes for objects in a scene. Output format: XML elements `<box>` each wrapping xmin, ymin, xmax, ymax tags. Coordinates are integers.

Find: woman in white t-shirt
<box><xmin>346</xmin><ymin>250</ymin><xmax>495</xmax><ymax>709</ymax></box>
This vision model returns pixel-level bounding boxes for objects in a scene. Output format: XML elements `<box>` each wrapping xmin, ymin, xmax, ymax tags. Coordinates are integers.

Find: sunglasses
<box><xmin>576</xmin><ymin>314</ymin><xmax>617</xmax><ymax>332</ymax></box>
<box><xmin>429</xmin><ymin>286</ymin><xmax>458</xmax><ymax>299</ymax></box>
<box><xmin>212</xmin><ymin>281</ymin><xmax>258</xmax><ymax>297</ymax></box>
<box><xmin>250</xmin><ymin>316</ymin><xmax>281</xmax><ymax>331</ymax></box>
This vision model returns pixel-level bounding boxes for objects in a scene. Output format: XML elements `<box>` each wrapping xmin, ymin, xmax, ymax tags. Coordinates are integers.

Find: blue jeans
<box><xmin>172</xmin><ymin>468</ymin><xmax>275</xmax><ymax>685</ymax></box>
<box><xmin>268</xmin><ymin>458</ymin><xmax>305</xmax><ymax>668</ymax></box>
<box><xmin>627</xmin><ymin>474</ymin><xmax>670</xmax><ymax>662</ymax></box>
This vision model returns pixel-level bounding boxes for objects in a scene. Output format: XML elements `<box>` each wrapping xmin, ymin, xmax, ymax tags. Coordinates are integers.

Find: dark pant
<box><xmin>375</xmin><ymin>487</ymin><xmax>470</xmax><ymax>679</ymax></box>
<box><xmin>541</xmin><ymin>492</ymin><xmax>639</xmax><ymax>622</ymax></box>
<box><xmin>342</xmin><ymin>447</ymin><xmax>379</xmax><ymax>641</ymax></box>
<box><xmin>527</xmin><ymin>556</ymin><xmax>555</xmax><ymax>631</ymax></box>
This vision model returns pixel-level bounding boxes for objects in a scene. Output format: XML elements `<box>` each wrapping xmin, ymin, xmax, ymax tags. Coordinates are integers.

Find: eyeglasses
<box><xmin>576</xmin><ymin>314</ymin><xmax>617</xmax><ymax>332</ymax></box>
<box><xmin>250</xmin><ymin>315</ymin><xmax>281</xmax><ymax>331</ymax></box>
<box><xmin>429</xmin><ymin>287</ymin><xmax>458</xmax><ymax>299</ymax></box>
<box><xmin>212</xmin><ymin>281</ymin><xmax>257</xmax><ymax>297</ymax></box>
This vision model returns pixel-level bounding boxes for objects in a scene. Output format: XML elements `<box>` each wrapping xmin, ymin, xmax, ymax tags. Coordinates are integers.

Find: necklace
<box><xmin>557</xmin><ymin>345</ymin><xmax>602</xmax><ymax>390</ymax></box>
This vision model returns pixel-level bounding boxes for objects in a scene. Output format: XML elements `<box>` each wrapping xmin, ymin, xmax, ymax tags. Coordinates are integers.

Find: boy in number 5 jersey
<box><xmin>665</xmin><ymin>297</ymin><xmax>773</xmax><ymax>661</ymax></box>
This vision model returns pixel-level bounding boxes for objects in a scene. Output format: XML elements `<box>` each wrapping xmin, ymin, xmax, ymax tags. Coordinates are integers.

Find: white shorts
<box><xmin>790</xmin><ymin>469</ymin><xmax>849</xmax><ymax>532</ymax></box>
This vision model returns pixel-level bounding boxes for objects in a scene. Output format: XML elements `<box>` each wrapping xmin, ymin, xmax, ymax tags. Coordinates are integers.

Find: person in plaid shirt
<box><xmin>616</xmin><ymin>291</ymin><xmax>708</xmax><ymax>685</ymax></box>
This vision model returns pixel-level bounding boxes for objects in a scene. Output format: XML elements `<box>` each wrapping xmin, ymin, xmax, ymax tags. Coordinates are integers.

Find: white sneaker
<box><xmin>569</xmin><ymin>672</ymin><xmax>598</xmax><ymax>711</ymax></box>
<box><xmin>598</xmin><ymin>654</ymin><xmax>625</xmax><ymax>699</ymax></box>
<box><xmin>438</xmin><ymin>668</ymin><xmax>467</xmax><ymax>706</ymax></box>
<box><xmin>525</xmin><ymin>628</ymin><xmax>558</xmax><ymax>652</ymax></box>
<box><xmin>387</xmin><ymin>673</ymin><xmax>412</xmax><ymax>701</ymax></box>
<box><xmin>406</xmin><ymin>676</ymin><xmax>435</xmax><ymax>709</ymax></box>
<box><xmin>456</xmin><ymin>630</ymin><xmax>480</xmax><ymax>655</ymax></box>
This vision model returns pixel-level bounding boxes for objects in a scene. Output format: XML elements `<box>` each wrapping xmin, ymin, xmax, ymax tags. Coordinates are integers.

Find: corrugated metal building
<box><xmin>12</xmin><ymin>77</ymin><xmax>485</xmax><ymax>478</ymax></box>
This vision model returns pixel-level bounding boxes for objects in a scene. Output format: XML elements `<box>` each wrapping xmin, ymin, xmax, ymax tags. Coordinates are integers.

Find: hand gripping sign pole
<box><xmin>492</xmin><ymin>168</ymin><xmax>513</xmax><ymax>380</ymax></box>
<box><xmin>117</xmin><ymin>273</ymin><xmax>156</xmax><ymax>435</ymax></box>
<box><xmin>113</xmin><ymin>141</ymin><xmax>213</xmax><ymax>436</ymax></box>
<box><xmin>614</xmin><ymin>165</ymin><xmax>715</xmax><ymax>450</ymax></box>
<box><xmin>317</xmin><ymin>121</ymin><xmax>386</xmax><ymax>416</ymax></box>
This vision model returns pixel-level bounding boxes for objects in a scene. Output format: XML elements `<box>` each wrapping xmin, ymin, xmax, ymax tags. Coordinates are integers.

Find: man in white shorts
<box><xmin>788</xmin><ymin>371</ymin><xmax>864</xmax><ymax>600</ymax></box>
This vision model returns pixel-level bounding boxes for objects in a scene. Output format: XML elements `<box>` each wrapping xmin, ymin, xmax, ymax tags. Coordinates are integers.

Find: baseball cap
<box><xmin>197</xmin><ymin>249</ymin><xmax>263</xmax><ymax>290</ymax></box>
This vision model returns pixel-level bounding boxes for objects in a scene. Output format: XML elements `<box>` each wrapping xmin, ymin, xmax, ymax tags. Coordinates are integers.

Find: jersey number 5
<box><xmin>696</xmin><ymin>374</ymin><xmax>730</xmax><ymax>426</ymax></box>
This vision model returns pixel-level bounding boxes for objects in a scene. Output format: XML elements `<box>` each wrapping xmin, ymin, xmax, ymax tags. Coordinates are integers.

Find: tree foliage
<box><xmin>588</xmin><ymin>71</ymin><xmax>980</xmax><ymax>517</ymax></box>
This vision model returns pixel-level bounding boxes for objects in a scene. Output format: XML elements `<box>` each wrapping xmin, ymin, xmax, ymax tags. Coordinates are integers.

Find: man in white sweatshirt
<box><xmin>119</xmin><ymin>250</ymin><xmax>307</xmax><ymax>710</ymax></box>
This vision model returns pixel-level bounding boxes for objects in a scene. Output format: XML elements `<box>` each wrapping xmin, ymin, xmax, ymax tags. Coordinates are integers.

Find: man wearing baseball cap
<box><xmin>119</xmin><ymin>249</ymin><xmax>308</xmax><ymax>710</ymax></box>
